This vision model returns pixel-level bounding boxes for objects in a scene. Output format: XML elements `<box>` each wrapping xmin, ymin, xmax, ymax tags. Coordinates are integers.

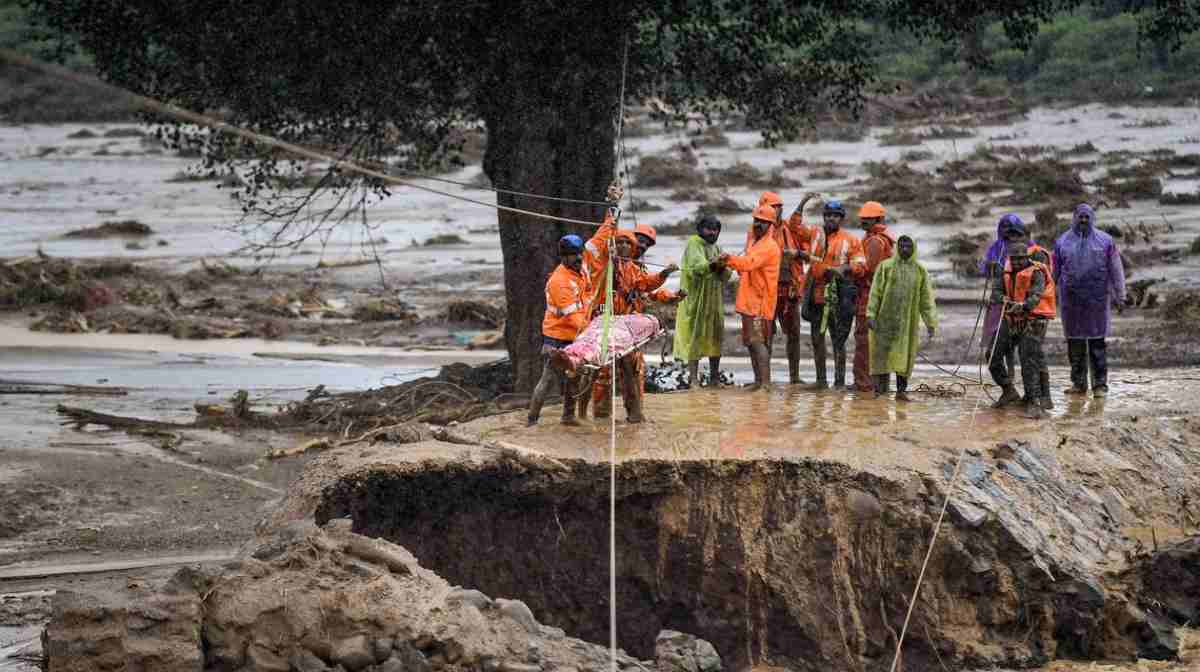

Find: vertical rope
<box><xmin>608</xmin><ymin>30</ymin><xmax>631</xmax><ymax>672</ymax></box>
<box><xmin>888</xmin><ymin>299</ymin><xmax>1008</xmax><ymax>672</ymax></box>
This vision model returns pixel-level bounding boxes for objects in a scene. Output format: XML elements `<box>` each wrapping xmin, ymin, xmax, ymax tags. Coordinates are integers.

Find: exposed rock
<box><xmin>656</xmin><ymin>630</ymin><xmax>723</xmax><ymax>672</ymax></box>
<box><xmin>316</xmin><ymin>448</ymin><xmax>1189</xmax><ymax>670</ymax></box>
<box><xmin>42</xmin><ymin>521</ymin><xmax>653</xmax><ymax>672</ymax></box>
<box><xmin>290</xmin><ymin>649</ymin><xmax>332</xmax><ymax>672</ymax></box>
<box><xmin>247</xmin><ymin>643</ymin><xmax>291</xmax><ymax>671</ymax></box>
<box><xmin>497</xmin><ymin>598</ymin><xmax>538</xmax><ymax>633</ymax></box>
<box><xmin>331</xmin><ymin>635</ymin><xmax>375</xmax><ymax>671</ymax></box>
<box><xmin>1139</xmin><ymin>536</ymin><xmax>1200</xmax><ymax>626</ymax></box>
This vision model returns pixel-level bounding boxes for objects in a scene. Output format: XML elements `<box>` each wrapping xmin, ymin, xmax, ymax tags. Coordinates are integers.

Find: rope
<box><xmin>393</xmin><ymin>169</ymin><xmax>613</xmax><ymax>206</ymax></box>
<box><xmin>608</xmin><ymin>32</ymin><xmax>631</xmax><ymax>672</ymax></box>
<box><xmin>0</xmin><ymin>48</ymin><xmax>606</xmax><ymax>229</ymax></box>
<box><xmin>888</xmin><ymin>299</ymin><xmax>1009</xmax><ymax>672</ymax></box>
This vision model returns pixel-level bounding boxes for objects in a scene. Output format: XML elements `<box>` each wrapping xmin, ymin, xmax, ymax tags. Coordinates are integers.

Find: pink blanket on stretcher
<box><xmin>554</xmin><ymin>314</ymin><xmax>661</xmax><ymax>372</ymax></box>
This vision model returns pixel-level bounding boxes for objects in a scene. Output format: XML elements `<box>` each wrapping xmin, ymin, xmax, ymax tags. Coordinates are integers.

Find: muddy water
<box><xmin>4</xmin><ymin>104</ymin><xmax>1199</xmax><ymax>292</ymax></box>
<box><xmin>476</xmin><ymin>366</ymin><xmax>1200</xmax><ymax>477</ymax></box>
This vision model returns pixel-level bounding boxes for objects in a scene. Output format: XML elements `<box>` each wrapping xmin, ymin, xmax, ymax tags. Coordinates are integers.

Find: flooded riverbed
<box><xmin>3</xmin><ymin>103</ymin><xmax>1199</xmax><ymax>291</ymax></box>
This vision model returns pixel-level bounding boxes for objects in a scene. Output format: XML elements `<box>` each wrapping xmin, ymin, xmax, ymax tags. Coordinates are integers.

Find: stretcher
<box><xmin>549</xmin><ymin>314</ymin><xmax>663</xmax><ymax>375</ymax></box>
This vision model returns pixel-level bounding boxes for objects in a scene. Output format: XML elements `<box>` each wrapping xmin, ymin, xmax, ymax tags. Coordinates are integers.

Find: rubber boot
<box><xmin>1039</xmin><ymin>370</ymin><xmax>1053</xmax><ymax>410</ymax></box>
<box><xmin>786</xmin><ymin>337</ymin><xmax>805</xmax><ymax>385</ymax></box>
<box><xmin>806</xmin><ymin>337</ymin><xmax>828</xmax><ymax>390</ymax></box>
<box><xmin>526</xmin><ymin>365</ymin><xmax>556</xmax><ymax>426</ymax></box>
<box><xmin>1023</xmin><ymin>402</ymin><xmax>1045</xmax><ymax>420</ymax></box>
<box><xmin>874</xmin><ymin>374</ymin><xmax>889</xmax><ymax>399</ymax></box>
<box><xmin>621</xmin><ymin>357</ymin><xmax>645</xmax><ymax>423</ymax></box>
<box><xmin>992</xmin><ymin>385</ymin><xmax>1020</xmax><ymax>409</ymax></box>
<box><xmin>560</xmin><ymin>378</ymin><xmax>580</xmax><ymax>426</ymax></box>
<box><xmin>754</xmin><ymin>344</ymin><xmax>772</xmax><ymax>390</ymax></box>
<box><xmin>686</xmin><ymin>361</ymin><xmax>700</xmax><ymax>390</ymax></box>
<box><xmin>895</xmin><ymin>375</ymin><xmax>911</xmax><ymax>402</ymax></box>
<box><xmin>706</xmin><ymin>357</ymin><xmax>722</xmax><ymax>388</ymax></box>
<box><xmin>833</xmin><ymin>348</ymin><xmax>847</xmax><ymax>390</ymax></box>
<box><xmin>593</xmin><ymin>382</ymin><xmax>612</xmax><ymax>419</ymax></box>
<box><xmin>577</xmin><ymin>388</ymin><xmax>591</xmax><ymax>420</ymax></box>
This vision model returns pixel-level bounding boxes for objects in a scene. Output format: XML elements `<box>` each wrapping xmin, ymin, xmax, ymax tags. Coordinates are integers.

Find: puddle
<box><xmin>475</xmin><ymin>365</ymin><xmax>1200</xmax><ymax>480</ymax></box>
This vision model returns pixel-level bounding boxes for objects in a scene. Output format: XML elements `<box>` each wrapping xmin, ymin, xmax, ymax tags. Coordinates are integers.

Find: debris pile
<box><xmin>61</xmin><ymin>219</ymin><xmax>153</xmax><ymax>238</ymax></box>
<box><xmin>0</xmin><ymin>253</ymin><xmax>126</xmax><ymax>311</ymax></box>
<box><xmin>443</xmin><ymin>299</ymin><xmax>504</xmax><ymax>328</ymax></box>
<box><xmin>42</xmin><ymin>519</ymin><xmax>677</xmax><ymax>672</ymax></box>
<box><xmin>858</xmin><ymin>161</ymin><xmax>968</xmax><ymax>224</ymax></box>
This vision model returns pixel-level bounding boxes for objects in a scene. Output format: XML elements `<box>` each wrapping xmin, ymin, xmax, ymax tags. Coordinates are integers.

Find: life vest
<box><xmin>1003</xmin><ymin>260</ymin><xmax>1057</xmax><ymax>319</ymax></box>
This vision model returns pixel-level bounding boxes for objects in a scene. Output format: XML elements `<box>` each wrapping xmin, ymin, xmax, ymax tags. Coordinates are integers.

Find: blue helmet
<box><xmin>823</xmin><ymin>199</ymin><xmax>845</xmax><ymax>215</ymax></box>
<box><xmin>558</xmin><ymin>234</ymin><xmax>584</xmax><ymax>255</ymax></box>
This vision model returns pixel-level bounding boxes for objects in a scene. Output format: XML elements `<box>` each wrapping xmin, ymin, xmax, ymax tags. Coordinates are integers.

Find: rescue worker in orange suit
<box><xmin>854</xmin><ymin>201</ymin><xmax>896</xmax><ymax>393</ymax></box>
<box><xmin>583</xmin><ymin>229</ymin><xmax>683</xmax><ymax>423</ymax></box>
<box><xmin>988</xmin><ymin>235</ymin><xmax>1057</xmax><ymax>419</ymax></box>
<box><xmin>716</xmin><ymin>204</ymin><xmax>783</xmax><ymax>390</ymax></box>
<box><xmin>753</xmin><ymin>191</ymin><xmax>821</xmax><ymax>384</ymax></box>
<box><xmin>527</xmin><ymin>234</ymin><xmax>592</xmax><ymax>426</ymax></box>
<box><xmin>802</xmin><ymin>199</ymin><xmax>866</xmax><ymax>389</ymax></box>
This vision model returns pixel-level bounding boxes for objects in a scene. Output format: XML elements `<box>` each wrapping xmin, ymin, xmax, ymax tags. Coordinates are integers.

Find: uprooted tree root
<box><xmin>56</xmin><ymin>360</ymin><xmax>524</xmax><ymax>440</ymax></box>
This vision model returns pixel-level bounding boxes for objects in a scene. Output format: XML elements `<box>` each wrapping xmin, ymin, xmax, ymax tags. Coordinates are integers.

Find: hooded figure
<box><xmin>865</xmin><ymin>235</ymin><xmax>937</xmax><ymax>400</ymax></box>
<box><xmin>981</xmin><ymin>214</ymin><xmax>1027</xmax><ymax>342</ymax></box>
<box><xmin>675</xmin><ymin>215</ymin><xmax>732</xmax><ymax>388</ymax></box>
<box><xmin>1053</xmin><ymin>203</ymin><xmax>1125</xmax><ymax>397</ymax></box>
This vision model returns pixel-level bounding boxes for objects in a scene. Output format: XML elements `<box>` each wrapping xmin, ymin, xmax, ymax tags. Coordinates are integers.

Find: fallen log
<box><xmin>56</xmin><ymin>404</ymin><xmax>193</xmax><ymax>431</ymax></box>
<box><xmin>0</xmin><ymin>379</ymin><xmax>128</xmax><ymax>396</ymax></box>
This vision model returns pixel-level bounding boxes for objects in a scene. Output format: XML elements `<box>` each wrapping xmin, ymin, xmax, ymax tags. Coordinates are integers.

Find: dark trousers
<box><xmin>989</xmin><ymin>319</ymin><xmax>1047</xmax><ymax>400</ymax></box>
<box><xmin>874</xmin><ymin>373</ymin><xmax>907</xmax><ymax>393</ymax></box>
<box><xmin>810</xmin><ymin>303</ymin><xmax>853</xmax><ymax>384</ymax></box>
<box><xmin>1067</xmin><ymin>338</ymin><xmax>1108</xmax><ymax>390</ymax></box>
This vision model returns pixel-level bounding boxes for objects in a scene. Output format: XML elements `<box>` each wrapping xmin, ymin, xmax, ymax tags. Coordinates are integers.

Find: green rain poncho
<box><xmin>865</xmin><ymin>241</ymin><xmax>938</xmax><ymax>377</ymax></box>
<box><xmin>673</xmin><ymin>234</ymin><xmax>731</xmax><ymax>361</ymax></box>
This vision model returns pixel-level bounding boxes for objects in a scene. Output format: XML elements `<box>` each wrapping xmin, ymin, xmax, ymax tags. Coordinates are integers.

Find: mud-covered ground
<box><xmin>4</xmin><ymin>102</ymin><xmax>1200</xmax><ymax>670</ymax></box>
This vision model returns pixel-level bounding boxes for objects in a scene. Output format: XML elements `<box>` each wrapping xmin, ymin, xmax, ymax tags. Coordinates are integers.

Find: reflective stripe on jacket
<box><xmin>543</xmin><ymin>263</ymin><xmax>592</xmax><ymax>340</ymax></box>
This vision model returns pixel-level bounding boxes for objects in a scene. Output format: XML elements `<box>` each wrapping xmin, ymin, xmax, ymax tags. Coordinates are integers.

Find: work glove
<box><xmin>708</xmin><ymin>259</ymin><xmax>724</xmax><ymax>272</ymax></box>
<box><xmin>927</xmin><ymin>325</ymin><xmax>935</xmax><ymax>340</ymax></box>
<box><xmin>1115</xmin><ymin>299</ymin><xmax>1126</xmax><ymax>315</ymax></box>
<box><xmin>661</xmin><ymin>263</ymin><xmax>679</xmax><ymax>276</ymax></box>
<box><xmin>606</xmin><ymin>183</ymin><xmax>624</xmax><ymax>203</ymax></box>
<box><xmin>674</xmin><ymin>289</ymin><xmax>688</xmax><ymax>302</ymax></box>
<box><xmin>866</xmin><ymin>318</ymin><xmax>877</xmax><ymax>331</ymax></box>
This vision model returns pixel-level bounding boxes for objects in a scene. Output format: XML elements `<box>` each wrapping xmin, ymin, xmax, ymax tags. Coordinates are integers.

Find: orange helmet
<box><xmin>858</xmin><ymin>201</ymin><xmax>887</xmax><ymax>219</ymax></box>
<box><xmin>634</xmin><ymin>223</ymin><xmax>657</xmax><ymax>246</ymax></box>
<box><xmin>758</xmin><ymin>191</ymin><xmax>783</xmax><ymax>208</ymax></box>
<box><xmin>752</xmin><ymin>204</ymin><xmax>776</xmax><ymax>223</ymax></box>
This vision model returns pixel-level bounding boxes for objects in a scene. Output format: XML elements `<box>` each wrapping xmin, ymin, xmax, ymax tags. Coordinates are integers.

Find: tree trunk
<box><xmin>483</xmin><ymin>54</ymin><xmax>619</xmax><ymax>392</ymax></box>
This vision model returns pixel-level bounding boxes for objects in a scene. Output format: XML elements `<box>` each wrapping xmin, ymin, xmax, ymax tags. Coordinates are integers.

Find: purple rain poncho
<box><xmin>981</xmin><ymin>214</ymin><xmax>1036</xmax><ymax>343</ymax></box>
<box><xmin>1052</xmin><ymin>204</ymin><xmax>1126</xmax><ymax>339</ymax></box>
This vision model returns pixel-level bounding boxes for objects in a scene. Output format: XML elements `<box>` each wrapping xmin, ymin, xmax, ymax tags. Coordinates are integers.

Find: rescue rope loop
<box><xmin>913</xmin><ymin>382</ymin><xmax>967</xmax><ymax>398</ymax></box>
<box><xmin>0</xmin><ymin>49</ymin><xmax>608</xmax><ymax>229</ymax></box>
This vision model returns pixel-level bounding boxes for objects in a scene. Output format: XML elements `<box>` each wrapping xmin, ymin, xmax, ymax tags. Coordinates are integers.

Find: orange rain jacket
<box><xmin>542</xmin><ymin>263</ymin><xmax>593</xmax><ymax>341</ymax></box>
<box><xmin>595</xmin><ymin>231</ymin><xmax>676</xmax><ymax>315</ymax></box>
<box><xmin>858</xmin><ymin>223</ymin><xmax>897</xmax><ymax>313</ymax></box>
<box><xmin>583</xmin><ymin>211</ymin><xmax>619</xmax><ymax>305</ymax></box>
<box><xmin>727</xmin><ymin>227</ymin><xmax>782</xmax><ymax>319</ymax></box>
